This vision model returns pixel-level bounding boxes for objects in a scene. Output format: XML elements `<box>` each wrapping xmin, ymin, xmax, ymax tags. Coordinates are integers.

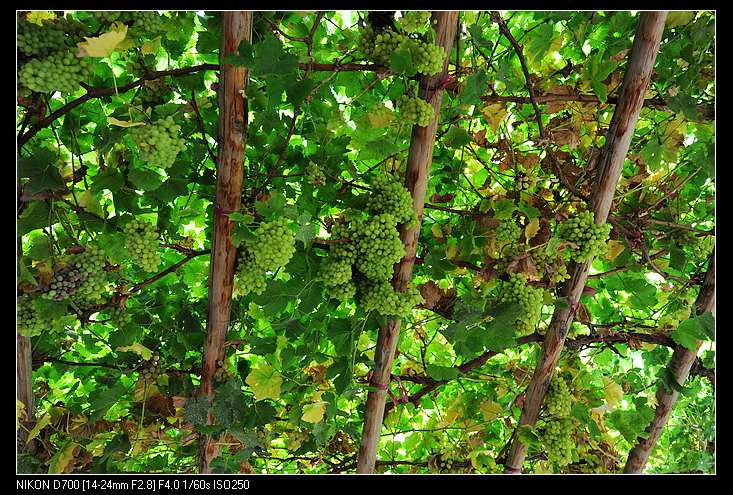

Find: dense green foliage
<box><xmin>16</xmin><ymin>10</ymin><xmax>715</xmax><ymax>475</ymax></box>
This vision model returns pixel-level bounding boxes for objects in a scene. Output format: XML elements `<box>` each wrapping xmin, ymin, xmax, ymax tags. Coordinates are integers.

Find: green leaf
<box><xmin>128</xmin><ymin>168</ymin><xmax>164</xmax><ymax>191</ymax></box>
<box><xmin>483</xmin><ymin>302</ymin><xmax>521</xmax><ymax>352</ymax></box>
<box><xmin>444</xmin><ymin>127</ymin><xmax>473</xmax><ymax>149</ymax></box>
<box><xmin>461</xmin><ymin>69</ymin><xmax>488</xmax><ymax>106</ymax></box>
<box><xmin>426</xmin><ymin>364</ymin><xmax>460</xmax><ymax>381</ymax></box>
<box><xmin>92</xmin><ymin>168</ymin><xmax>125</xmax><ymax>194</ymax></box>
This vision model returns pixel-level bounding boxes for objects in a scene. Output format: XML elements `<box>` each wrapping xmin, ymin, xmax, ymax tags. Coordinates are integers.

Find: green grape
<box><xmin>122</xmin><ymin>12</ymin><xmax>167</xmax><ymax>34</ymax></box>
<box><xmin>397</xmin><ymin>11</ymin><xmax>432</xmax><ymax>33</ymax></box>
<box><xmin>542</xmin><ymin>417</ymin><xmax>575</xmax><ymax>467</ymax></box>
<box><xmin>321</xmin><ymin>257</ymin><xmax>353</xmax><ymax>287</ymax></box>
<box><xmin>17</xmin><ymin>295</ymin><xmax>49</xmax><ymax>337</ymax></box>
<box><xmin>214</xmin><ymin>359</ymin><xmax>236</xmax><ymax>382</ymax></box>
<box><xmin>17</xmin><ymin>18</ymin><xmax>66</xmax><ymax>56</ymax></box>
<box><xmin>397</xmin><ymin>94</ymin><xmax>435</xmax><ymax>127</ymax></box>
<box><xmin>130</xmin><ymin>116</ymin><xmax>187</xmax><ymax>169</ymax></box>
<box><xmin>134</xmin><ymin>79</ymin><xmax>173</xmax><ymax>108</ymax></box>
<box><xmin>330</xmin><ymin>281</ymin><xmax>356</xmax><ymax>302</ymax></box>
<box><xmin>557</xmin><ymin>211</ymin><xmax>612</xmax><ymax>263</ymax></box>
<box><xmin>353</xmin><ymin>214</ymin><xmax>405</xmax><ymax>281</ymax></box>
<box><xmin>123</xmin><ymin>219</ymin><xmax>161</xmax><ymax>272</ymax></box>
<box><xmin>74</xmin><ymin>245</ymin><xmax>109</xmax><ymax>303</ymax></box>
<box><xmin>140</xmin><ymin>353</ymin><xmax>162</xmax><ymax>383</ymax></box>
<box><xmin>234</xmin><ymin>218</ymin><xmax>296</xmax><ymax>297</ymax></box>
<box><xmin>91</xmin><ymin>11</ymin><xmax>122</xmax><ymax>24</ymax></box>
<box><xmin>498</xmin><ymin>273</ymin><xmax>544</xmax><ymax>335</ymax></box>
<box><xmin>357</xmin><ymin>25</ymin><xmax>377</xmax><ymax>60</ymax></box>
<box><xmin>367</xmin><ymin>175</ymin><xmax>416</xmax><ymax>225</ymax></box>
<box><xmin>234</xmin><ymin>249</ymin><xmax>267</xmax><ymax>296</ymax></box>
<box><xmin>546</xmin><ymin>378</ymin><xmax>572</xmax><ymax>418</ymax></box>
<box><xmin>109</xmin><ymin>306</ymin><xmax>132</xmax><ymax>327</ymax></box>
<box><xmin>406</xmin><ymin>38</ymin><xmax>445</xmax><ymax>76</ymax></box>
<box><xmin>250</xmin><ymin>217</ymin><xmax>296</xmax><ymax>271</ymax></box>
<box><xmin>19</xmin><ymin>50</ymin><xmax>91</xmax><ymax>94</ymax></box>
<box><xmin>496</xmin><ymin>219</ymin><xmax>521</xmax><ymax>243</ymax></box>
<box><xmin>358</xmin><ymin>279</ymin><xmax>423</xmax><ymax>317</ymax></box>
<box><xmin>371</xmin><ymin>29</ymin><xmax>409</xmax><ymax>65</ymax></box>
<box><xmin>306</xmin><ymin>163</ymin><xmax>326</xmax><ymax>187</ymax></box>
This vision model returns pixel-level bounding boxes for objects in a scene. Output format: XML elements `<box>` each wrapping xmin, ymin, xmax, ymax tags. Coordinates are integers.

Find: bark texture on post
<box><xmin>199</xmin><ymin>11</ymin><xmax>252</xmax><ymax>474</ymax></box>
<box><xmin>356</xmin><ymin>11</ymin><xmax>459</xmax><ymax>474</ymax></box>
<box><xmin>624</xmin><ymin>252</ymin><xmax>715</xmax><ymax>473</ymax></box>
<box><xmin>503</xmin><ymin>11</ymin><xmax>668</xmax><ymax>474</ymax></box>
<box><xmin>17</xmin><ymin>334</ymin><xmax>35</xmax><ymax>453</ymax></box>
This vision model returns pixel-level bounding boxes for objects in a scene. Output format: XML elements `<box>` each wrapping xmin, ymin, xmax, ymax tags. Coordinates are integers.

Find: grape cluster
<box><xmin>136</xmin><ymin>80</ymin><xmax>172</xmax><ymax>108</ymax></box>
<box><xmin>518</xmin><ymin>174</ymin><xmax>534</xmax><ymax>191</ymax></box>
<box><xmin>214</xmin><ymin>359</ymin><xmax>236</xmax><ymax>382</ymax></box>
<box><xmin>397</xmin><ymin>11</ymin><xmax>432</xmax><ymax>33</ymax></box>
<box><xmin>109</xmin><ymin>306</ymin><xmax>132</xmax><ymax>327</ymax></box>
<box><xmin>352</xmin><ymin>214</ymin><xmax>406</xmax><ymax>281</ymax></box>
<box><xmin>306</xmin><ymin>163</ymin><xmax>326</xmax><ymax>187</ymax></box>
<box><xmin>17</xmin><ymin>19</ymin><xmax>66</xmax><ymax>56</ymax></box>
<box><xmin>123</xmin><ymin>219</ymin><xmax>161</xmax><ymax>272</ymax></box>
<box><xmin>91</xmin><ymin>11</ymin><xmax>166</xmax><ymax>33</ymax></box>
<box><xmin>234</xmin><ymin>218</ymin><xmax>296</xmax><ymax>297</ymax></box>
<box><xmin>498</xmin><ymin>273</ymin><xmax>544</xmax><ymax>335</ymax></box>
<box><xmin>319</xmin><ymin>177</ymin><xmax>423</xmax><ymax>315</ymax></box>
<box><xmin>367</xmin><ymin>175</ymin><xmax>416</xmax><ymax>225</ymax></box>
<box><xmin>546</xmin><ymin>378</ymin><xmax>572</xmax><ymax>417</ymax></box>
<box><xmin>140</xmin><ymin>354</ymin><xmax>162</xmax><ymax>383</ymax></box>
<box><xmin>359</xmin><ymin>280</ymin><xmax>423</xmax><ymax>317</ymax></box>
<box><xmin>19</xmin><ymin>51</ymin><xmax>91</xmax><ymax>94</ymax></box>
<box><xmin>409</xmin><ymin>40</ymin><xmax>445</xmax><ymax>76</ymax></box>
<box><xmin>370</xmin><ymin>29</ymin><xmax>409</xmax><ymax>65</ymax></box>
<box><xmin>74</xmin><ymin>245</ymin><xmax>109</xmax><ymax>302</ymax></box>
<box><xmin>542</xmin><ymin>417</ymin><xmax>575</xmax><ymax>467</ymax></box>
<box><xmin>558</xmin><ymin>211</ymin><xmax>611</xmax><ymax>263</ymax></box>
<box><xmin>17</xmin><ymin>295</ymin><xmax>48</xmax><ymax>337</ymax></box>
<box><xmin>130</xmin><ymin>117</ymin><xmax>187</xmax><ymax>169</ymax></box>
<box><xmin>40</xmin><ymin>263</ymin><xmax>84</xmax><ymax>301</ymax></box>
<box><xmin>495</xmin><ymin>219</ymin><xmax>521</xmax><ymax>243</ymax></box>
<box><xmin>397</xmin><ymin>94</ymin><xmax>434</xmax><ymax>127</ymax></box>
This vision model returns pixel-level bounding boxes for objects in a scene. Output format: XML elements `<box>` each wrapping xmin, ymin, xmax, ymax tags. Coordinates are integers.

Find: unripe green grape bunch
<box><xmin>542</xmin><ymin>417</ymin><xmax>575</xmax><ymax>467</ymax></box>
<box><xmin>546</xmin><ymin>377</ymin><xmax>572</xmax><ymax>418</ymax></box>
<box><xmin>397</xmin><ymin>94</ymin><xmax>434</xmax><ymax>127</ymax></box>
<box><xmin>234</xmin><ymin>218</ymin><xmax>296</xmax><ymax>297</ymax></box>
<box><xmin>140</xmin><ymin>353</ymin><xmax>162</xmax><ymax>383</ymax></box>
<box><xmin>19</xmin><ymin>51</ymin><xmax>91</xmax><ymax>94</ymax></box>
<box><xmin>397</xmin><ymin>11</ymin><xmax>432</xmax><ymax>33</ymax></box>
<box><xmin>17</xmin><ymin>19</ymin><xmax>66</xmax><ymax>57</ymax></box>
<box><xmin>352</xmin><ymin>214</ymin><xmax>406</xmax><ymax>281</ymax></box>
<box><xmin>498</xmin><ymin>273</ymin><xmax>544</xmax><ymax>335</ymax></box>
<box><xmin>130</xmin><ymin>117</ymin><xmax>187</xmax><ymax>169</ymax></box>
<box><xmin>214</xmin><ymin>359</ymin><xmax>236</xmax><ymax>382</ymax></box>
<box><xmin>408</xmin><ymin>39</ymin><xmax>445</xmax><ymax>76</ymax></box>
<box><xmin>17</xmin><ymin>295</ymin><xmax>49</xmax><ymax>337</ymax></box>
<box><xmin>358</xmin><ymin>279</ymin><xmax>423</xmax><ymax>317</ymax></box>
<box><xmin>367</xmin><ymin>175</ymin><xmax>416</xmax><ymax>225</ymax></box>
<box><xmin>371</xmin><ymin>29</ymin><xmax>409</xmax><ymax>64</ymax></box>
<box><xmin>109</xmin><ymin>306</ymin><xmax>132</xmax><ymax>327</ymax></box>
<box><xmin>306</xmin><ymin>163</ymin><xmax>326</xmax><ymax>187</ymax></box>
<box><xmin>495</xmin><ymin>219</ymin><xmax>521</xmax><ymax>243</ymax></box>
<box><xmin>73</xmin><ymin>245</ymin><xmax>109</xmax><ymax>303</ymax></box>
<box><xmin>123</xmin><ymin>219</ymin><xmax>161</xmax><ymax>272</ymax></box>
<box><xmin>558</xmin><ymin>211</ymin><xmax>611</xmax><ymax>263</ymax></box>
<box><xmin>330</xmin><ymin>281</ymin><xmax>357</xmax><ymax>302</ymax></box>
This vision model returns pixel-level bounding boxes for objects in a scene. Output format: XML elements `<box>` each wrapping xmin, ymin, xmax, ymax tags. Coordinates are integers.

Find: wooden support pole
<box><xmin>356</xmin><ymin>11</ymin><xmax>459</xmax><ymax>474</ymax></box>
<box><xmin>199</xmin><ymin>11</ymin><xmax>252</xmax><ymax>474</ymax></box>
<box><xmin>503</xmin><ymin>11</ymin><xmax>669</xmax><ymax>474</ymax></box>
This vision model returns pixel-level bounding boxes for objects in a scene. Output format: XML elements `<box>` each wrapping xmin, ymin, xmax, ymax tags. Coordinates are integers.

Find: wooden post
<box><xmin>624</xmin><ymin>252</ymin><xmax>715</xmax><ymax>473</ymax></box>
<box><xmin>356</xmin><ymin>11</ymin><xmax>459</xmax><ymax>474</ymax></box>
<box><xmin>503</xmin><ymin>11</ymin><xmax>668</xmax><ymax>474</ymax></box>
<box><xmin>199</xmin><ymin>11</ymin><xmax>252</xmax><ymax>474</ymax></box>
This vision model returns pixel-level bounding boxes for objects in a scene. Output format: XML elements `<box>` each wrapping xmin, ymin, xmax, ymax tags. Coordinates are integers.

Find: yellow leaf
<box><xmin>245</xmin><ymin>364</ymin><xmax>283</xmax><ymax>401</ymax></box>
<box><xmin>141</xmin><ymin>36</ymin><xmax>161</xmax><ymax>55</ymax></box>
<box><xmin>604</xmin><ymin>240</ymin><xmax>625</xmax><ymax>262</ymax></box>
<box><xmin>301</xmin><ymin>401</ymin><xmax>327</xmax><ymax>423</ymax></box>
<box><xmin>367</xmin><ymin>105</ymin><xmax>394</xmax><ymax>128</ymax></box>
<box><xmin>26</xmin><ymin>412</ymin><xmax>51</xmax><ymax>444</ymax></box>
<box><xmin>78</xmin><ymin>190</ymin><xmax>103</xmax><ymax>217</ymax></box>
<box><xmin>431</xmin><ymin>224</ymin><xmax>444</xmax><ymax>240</ymax></box>
<box><xmin>116</xmin><ymin>343</ymin><xmax>153</xmax><ymax>360</ymax></box>
<box><xmin>107</xmin><ymin>117</ymin><xmax>146</xmax><ymax>128</ymax></box>
<box><xmin>446</xmin><ymin>244</ymin><xmax>458</xmax><ymax>259</ymax></box>
<box><xmin>603</xmin><ymin>376</ymin><xmax>623</xmax><ymax>409</ymax></box>
<box><xmin>17</xmin><ymin>401</ymin><xmax>26</xmax><ymax>430</ymax></box>
<box><xmin>27</xmin><ymin>12</ymin><xmax>56</xmax><ymax>25</ymax></box>
<box><xmin>481</xmin><ymin>102</ymin><xmax>508</xmax><ymax>130</ymax></box>
<box><xmin>479</xmin><ymin>399</ymin><xmax>502</xmax><ymax>421</ymax></box>
<box><xmin>48</xmin><ymin>442</ymin><xmax>79</xmax><ymax>473</ymax></box>
<box><xmin>77</xmin><ymin>23</ymin><xmax>128</xmax><ymax>58</ymax></box>
<box><xmin>666</xmin><ymin>11</ymin><xmax>695</xmax><ymax>28</ymax></box>
<box><xmin>524</xmin><ymin>218</ymin><xmax>540</xmax><ymax>241</ymax></box>
<box><xmin>646</xmin><ymin>394</ymin><xmax>659</xmax><ymax>408</ymax></box>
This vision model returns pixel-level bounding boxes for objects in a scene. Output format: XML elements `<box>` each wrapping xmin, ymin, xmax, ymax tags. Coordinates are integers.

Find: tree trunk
<box><xmin>356</xmin><ymin>11</ymin><xmax>459</xmax><ymax>474</ymax></box>
<box><xmin>17</xmin><ymin>334</ymin><xmax>35</xmax><ymax>454</ymax></box>
<box><xmin>199</xmin><ymin>11</ymin><xmax>252</xmax><ymax>474</ymax></box>
<box><xmin>503</xmin><ymin>11</ymin><xmax>668</xmax><ymax>474</ymax></box>
<box><xmin>624</xmin><ymin>252</ymin><xmax>715</xmax><ymax>473</ymax></box>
